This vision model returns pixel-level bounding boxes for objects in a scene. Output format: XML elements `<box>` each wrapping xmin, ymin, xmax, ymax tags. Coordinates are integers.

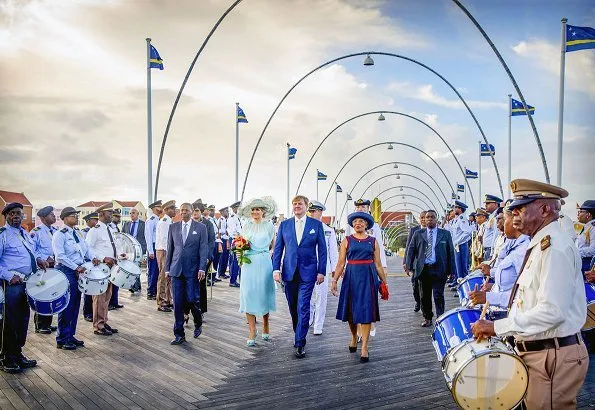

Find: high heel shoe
<box><xmin>360</xmin><ymin>350</ymin><xmax>369</xmax><ymax>363</ymax></box>
<box><xmin>349</xmin><ymin>345</ymin><xmax>357</xmax><ymax>353</ymax></box>
<box><xmin>262</xmin><ymin>333</ymin><xmax>270</xmax><ymax>341</ymax></box>
<box><xmin>247</xmin><ymin>330</ymin><xmax>258</xmax><ymax>347</ymax></box>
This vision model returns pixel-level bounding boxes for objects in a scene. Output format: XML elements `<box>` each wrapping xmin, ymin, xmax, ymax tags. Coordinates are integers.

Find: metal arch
<box><xmin>153</xmin><ymin>0</ymin><xmax>243</xmax><ymax>200</ymax></box>
<box><xmin>452</xmin><ymin>0</ymin><xmax>549</xmax><ymax>182</ymax></box>
<box><xmin>366</xmin><ymin>185</ymin><xmax>441</xmax><ymax>216</ymax></box>
<box><xmin>295</xmin><ymin>111</ymin><xmax>475</xmax><ymax>207</ymax></box>
<box><xmin>359</xmin><ymin>174</ymin><xmax>444</xmax><ymax>211</ymax></box>
<box><xmin>322</xmin><ymin>142</ymin><xmax>454</xmax><ymax>206</ymax></box>
<box><xmin>336</xmin><ymin>161</ymin><xmax>451</xmax><ymax>224</ymax></box>
<box><xmin>240</xmin><ymin>51</ymin><xmax>505</xmax><ymax>201</ymax></box>
<box><xmin>382</xmin><ymin>202</ymin><xmax>426</xmax><ymax>215</ymax></box>
<box><xmin>380</xmin><ymin>195</ymin><xmax>431</xmax><ymax>213</ymax></box>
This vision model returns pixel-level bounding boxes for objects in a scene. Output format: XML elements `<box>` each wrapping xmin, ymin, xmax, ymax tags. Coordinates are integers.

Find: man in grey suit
<box><xmin>403</xmin><ymin>211</ymin><xmax>427</xmax><ymax>313</ymax></box>
<box><xmin>166</xmin><ymin>203</ymin><xmax>208</xmax><ymax>345</ymax></box>
<box><xmin>122</xmin><ymin>208</ymin><xmax>146</xmax><ymax>293</ymax></box>
<box><xmin>406</xmin><ymin>209</ymin><xmax>456</xmax><ymax>327</ymax></box>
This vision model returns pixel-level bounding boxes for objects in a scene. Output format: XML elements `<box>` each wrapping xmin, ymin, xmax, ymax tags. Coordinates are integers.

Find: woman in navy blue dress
<box><xmin>331</xmin><ymin>212</ymin><xmax>388</xmax><ymax>362</ymax></box>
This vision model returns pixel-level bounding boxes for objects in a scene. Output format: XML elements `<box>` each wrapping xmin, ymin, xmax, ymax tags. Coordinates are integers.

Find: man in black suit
<box><xmin>166</xmin><ymin>203</ymin><xmax>208</xmax><ymax>345</ymax></box>
<box><xmin>403</xmin><ymin>210</ymin><xmax>427</xmax><ymax>312</ymax></box>
<box><xmin>122</xmin><ymin>208</ymin><xmax>146</xmax><ymax>293</ymax></box>
<box><xmin>406</xmin><ymin>209</ymin><xmax>456</xmax><ymax>327</ymax></box>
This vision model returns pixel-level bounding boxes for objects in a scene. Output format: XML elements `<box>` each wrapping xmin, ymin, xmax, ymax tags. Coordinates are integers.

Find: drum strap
<box><xmin>506</xmin><ymin>248</ymin><xmax>533</xmax><ymax>314</ymax></box>
<box><xmin>18</xmin><ymin>230</ymin><xmax>37</xmax><ymax>273</ymax></box>
<box><xmin>106</xmin><ymin>228</ymin><xmax>117</xmax><ymax>258</ymax></box>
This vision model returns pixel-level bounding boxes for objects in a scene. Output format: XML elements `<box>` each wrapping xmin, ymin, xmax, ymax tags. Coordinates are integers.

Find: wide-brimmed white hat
<box><xmin>238</xmin><ymin>196</ymin><xmax>278</xmax><ymax>220</ymax></box>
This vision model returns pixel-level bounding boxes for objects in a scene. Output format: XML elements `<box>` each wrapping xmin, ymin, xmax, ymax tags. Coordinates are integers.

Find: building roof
<box><xmin>0</xmin><ymin>190</ymin><xmax>33</xmax><ymax>206</ymax></box>
<box><xmin>115</xmin><ymin>200</ymin><xmax>140</xmax><ymax>207</ymax></box>
<box><xmin>77</xmin><ymin>201</ymin><xmax>110</xmax><ymax>208</ymax></box>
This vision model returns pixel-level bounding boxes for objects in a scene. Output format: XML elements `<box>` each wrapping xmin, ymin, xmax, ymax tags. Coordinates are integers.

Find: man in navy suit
<box><xmin>406</xmin><ymin>209</ymin><xmax>456</xmax><ymax>327</ymax></box>
<box><xmin>273</xmin><ymin>195</ymin><xmax>327</xmax><ymax>358</ymax></box>
<box><xmin>166</xmin><ymin>203</ymin><xmax>208</xmax><ymax>345</ymax></box>
<box><xmin>403</xmin><ymin>210</ymin><xmax>427</xmax><ymax>312</ymax></box>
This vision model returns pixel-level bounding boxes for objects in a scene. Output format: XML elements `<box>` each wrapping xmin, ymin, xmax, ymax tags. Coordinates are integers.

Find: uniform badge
<box><xmin>540</xmin><ymin>235</ymin><xmax>551</xmax><ymax>251</ymax></box>
<box><xmin>60</xmin><ymin>228</ymin><xmax>68</xmax><ymax>233</ymax></box>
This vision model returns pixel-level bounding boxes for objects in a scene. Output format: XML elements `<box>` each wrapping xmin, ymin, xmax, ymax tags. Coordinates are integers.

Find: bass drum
<box><xmin>78</xmin><ymin>263</ymin><xmax>110</xmax><ymax>296</ymax></box>
<box><xmin>26</xmin><ymin>269</ymin><xmax>70</xmax><ymax>315</ymax></box>
<box><xmin>113</xmin><ymin>232</ymin><xmax>143</xmax><ymax>263</ymax></box>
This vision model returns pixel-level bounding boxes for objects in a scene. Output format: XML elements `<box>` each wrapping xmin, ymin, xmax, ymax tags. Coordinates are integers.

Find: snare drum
<box><xmin>443</xmin><ymin>338</ymin><xmax>528</xmax><ymax>410</ymax></box>
<box><xmin>432</xmin><ymin>307</ymin><xmax>481</xmax><ymax>362</ymax></box>
<box><xmin>78</xmin><ymin>263</ymin><xmax>110</xmax><ymax>295</ymax></box>
<box><xmin>457</xmin><ymin>273</ymin><xmax>486</xmax><ymax>306</ymax></box>
<box><xmin>113</xmin><ymin>232</ymin><xmax>143</xmax><ymax>263</ymax></box>
<box><xmin>26</xmin><ymin>269</ymin><xmax>70</xmax><ymax>315</ymax></box>
<box><xmin>110</xmin><ymin>260</ymin><xmax>141</xmax><ymax>289</ymax></box>
<box><xmin>582</xmin><ymin>282</ymin><xmax>595</xmax><ymax>331</ymax></box>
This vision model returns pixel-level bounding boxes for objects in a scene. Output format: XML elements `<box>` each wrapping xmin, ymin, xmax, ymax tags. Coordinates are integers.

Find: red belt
<box><xmin>347</xmin><ymin>260</ymin><xmax>373</xmax><ymax>265</ymax></box>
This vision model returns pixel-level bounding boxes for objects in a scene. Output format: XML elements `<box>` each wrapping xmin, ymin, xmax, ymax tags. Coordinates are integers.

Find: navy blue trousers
<box><xmin>171</xmin><ymin>273</ymin><xmax>202</xmax><ymax>338</ymax></box>
<box><xmin>455</xmin><ymin>242</ymin><xmax>469</xmax><ymax>279</ymax></box>
<box><xmin>147</xmin><ymin>243</ymin><xmax>159</xmax><ymax>296</ymax></box>
<box><xmin>229</xmin><ymin>253</ymin><xmax>241</xmax><ymax>284</ymax></box>
<box><xmin>284</xmin><ymin>273</ymin><xmax>315</xmax><ymax>348</ymax></box>
<box><xmin>217</xmin><ymin>240</ymin><xmax>230</xmax><ymax>277</ymax></box>
<box><xmin>55</xmin><ymin>266</ymin><xmax>82</xmax><ymax>344</ymax></box>
<box><xmin>83</xmin><ymin>295</ymin><xmax>93</xmax><ymax>317</ymax></box>
<box><xmin>109</xmin><ymin>284</ymin><xmax>119</xmax><ymax>306</ymax></box>
<box><xmin>212</xmin><ymin>243</ymin><xmax>221</xmax><ymax>271</ymax></box>
<box><xmin>1</xmin><ymin>282</ymin><xmax>30</xmax><ymax>358</ymax></box>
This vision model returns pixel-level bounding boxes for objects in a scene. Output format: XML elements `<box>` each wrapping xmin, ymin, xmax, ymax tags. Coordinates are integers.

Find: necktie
<box><xmin>106</xmin><ymin>226</ymin><xmax>117</xmax><ymax>258</ymax></box>
<box><xmin>131</xmin><ymin>221</ymin><xmax>136</xmax><ymax>237</ymax></box>
<box><xmin>182</xmin><ymin>223</ymin><xmax>188</xmax><ymax>244</ymax></box>
<box><xmin>72</xmin><ymin>230</ymin><xmax>80</xmax><ymax>243</ymax></box>
<box><xmin>19</xmin><ymin>230</ymin><xmax>37</xmax><ymax>272</ymax></box>
<box><xmin>296</xmin><ymin>219</ymin><xmax>304</xmax><ymax>243</ymax></box>
<box><xmin>49</xmin><ymin>227</ymin><xmax>54</xmax><ymax>236</ymax></box>
<box><xmin>425</xmin><ymin>229</ymin><xmax>433</xmax><ymax>260</ymax></box>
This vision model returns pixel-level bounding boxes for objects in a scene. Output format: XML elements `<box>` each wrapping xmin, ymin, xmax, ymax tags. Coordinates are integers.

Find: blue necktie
<box><xmin>20</xmin><ymin>230</ymin><xmax>37</xmax><ymax>272</ymax></box>
<box><xmin>72</xmin><ymin>230</ymin><xmax>80</xmax><ymax>243</ymax></box>
<box><xmin>131</xmin><ymin>221</ymin><xmax>136</xmax><ymax>237</ymax></box>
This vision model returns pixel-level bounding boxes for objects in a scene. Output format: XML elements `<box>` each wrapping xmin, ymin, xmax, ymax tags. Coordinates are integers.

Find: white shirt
<box><xmin>559</xmin><ymin>211</ymin><xmax>577</xmax><ymax>241</ymax></box>
<box><xmin>181</xmin><ymin>220</ymin><xmax>191</xmax><ymax>243</ymax></box>
<box><xmin>218</xmin><ymin>216</ymin><xmax>228</xmax><ymax>240</ymax></box>
<box><xmin>486</xmin><ymin>232</ymin><xmax>507</xmax><ymax>268</ymax></box>
<box><xmin>575</xmin><ymin>220</ymin><xmax>595</xmax><ymax>259</ymax></box>
<box><xmin>144</xmin><ymin>212</ymin><xmax>160</xmax><ymax>255</ymax></box>
<box><xmin>451</xmin><ymin>214</ymin><xmax>472</xmax><ymax>246</ymax></box>
<box><xmin>86</xmin><ymin>221</ymin><xmax>117</xmax><ymax>261</ymax></box>
<box><xmin>227</xmin><ymin>213</ymin><xmax>242</xmax><ymax>239</ymax></box>
<box><xmin>155</xmin><ymin>215</ymin><xmax>172</xmax><ymax>251</ymax></box>
<box><xmin>494</xmin><ymin>221</ymin><xmax>586</xmax><ymax>341</ymax></box>
<box><xmin>321</xmin><ymin>223</ymin><xmax>339</xmax><ymax>274</ymax></box>
<box><xmin>486</xmin><ymin>235</ymin><xmax>530</xmax><ymax>308</ymax></box>
<box><xmin>483</xmin><ymin>210</ymin><xmax>499</xmax><ymax>250</ymax></box>
<box><xmin>294</xmin><ymin>215</ymin><xmax>307</xmax><ymax>243</ymax></box>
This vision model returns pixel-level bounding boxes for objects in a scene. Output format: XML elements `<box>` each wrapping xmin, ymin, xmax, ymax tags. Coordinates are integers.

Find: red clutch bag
<box><xmin>379</xmin><ymin>282</ymin><xmax>389</xmax><ymax>300</ymax></box>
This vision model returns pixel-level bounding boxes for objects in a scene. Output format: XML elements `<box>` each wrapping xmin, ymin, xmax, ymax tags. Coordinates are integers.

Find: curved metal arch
<box><xmin>380</xmin><ymin>195</ymin><xmax>431</xmax><ymax>213</ymax></box>
<box><xmin>386</xmin><ymin>232</ymin><xmax>409</xmax><ymax>250</ymax></box>
<box><xmin>452</xmin><ymin>0</ymin><xmax>548</xmax><ymax>182</ymax></box>
<box><xmin>153</xmin><ymin>0</ymin><xmax>243</xmax><ymax>200</ymax></box>
<box><xmin>337</xmin><ymin>161</ymin><xmax>450</xmax><ymax>224</ymax></box>
<box><xmin>369</xmin><ymin>185</ymin><xmax>441</xmax><ymax>216</ymax></box>
<box><xmin>359</xmin><ymin>174</ymin><xmax>444</xmax><ymax>210</ymax></box>
<box><xmin>383</xmin><ymin>224</ymin><xmax>410</xmax><ymax>244</ymax></box>
<box><xmin>323</xmin><ymin>142</ymin><xmax>454</xmax><ymax>206</ymax></box>
<box><xmin>382</xmin><ymin>202</ymin><xmax>425</xmax><ymax>216</ymax></box>
<box><xmin>241</xmin><ymin>51</ymin><xmax>505</xmax><ymax>201</ymax></box>
<box><xmin>296</xmin><ymin>111</ymin><xmax>475</xmax><ymax>207</ymax></box>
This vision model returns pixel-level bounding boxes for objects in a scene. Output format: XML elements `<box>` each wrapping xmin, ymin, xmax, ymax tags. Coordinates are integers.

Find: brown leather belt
<box><xmin>515</xmin><ymin>333</ymin><xmax>581</xmax><ymax>352</ymax></box>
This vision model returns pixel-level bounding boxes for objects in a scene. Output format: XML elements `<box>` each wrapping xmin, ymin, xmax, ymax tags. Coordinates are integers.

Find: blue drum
<box><xmin>432</xmin><ymin>307</ymin><xmax>481</xmax><ymax>362</ymax></box>
<box><xmin>583</xmin><ymin>282</ymin><xmax>595</xmax><ymax>331</ymax></box>
<box><xmin>25</xmin><ymin>269</ymin><xmax>70</xmax><ymax>316</ymax></box>
<box><xmin>457</xmin><ymin>273</ymin><xmax>486</xmax><ymax>306</ymax></box>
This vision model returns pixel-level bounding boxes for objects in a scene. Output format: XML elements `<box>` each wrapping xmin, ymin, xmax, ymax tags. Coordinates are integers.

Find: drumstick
<box><xmin>479</xmin><ymin>301</ymin><xmax>490</xmax><ymax>320</ymax></box>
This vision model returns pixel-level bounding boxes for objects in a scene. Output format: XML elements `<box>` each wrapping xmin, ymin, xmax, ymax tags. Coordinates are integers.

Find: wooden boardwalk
<box><xmin>1</xmin><ymin>257</ymin><xmax>593</xmax><ymax>409</ymax></box>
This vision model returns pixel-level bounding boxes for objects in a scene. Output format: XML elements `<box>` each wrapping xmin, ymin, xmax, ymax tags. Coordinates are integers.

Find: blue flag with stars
<box><xmin>347</xmin><ymin>193</ymin><xmax>352</xmax><ymax>200</ymax></box>
<box><xmin>566</xmin><ymin>24</ymin><xmax>595</xmax><ymax>52</ymax></box>
<box><xmin>457</xmin><ymin>183</ymin><xmax>465</xmax><ymax>192</ymax></box>
<box><xmin>511</xmin><ymin>98</ymin><xmax>535</xmax><ymax>116</ymax></box>
<box><xmin>336</xmin><ymin>184</ymin><xmax>343</xmax><ymax>193</ymax></box>
<box><xmin>237</xmin><ymin>106</ymin><xmax>248</xmax><ymax>123</ymax></box>
<box><xmin>288</xmin><ymin>147</ymin><xmax>297</xmax><ymax>160</ymax></box>
<box><xmin>480</xmin><ymin>143</ymin><xmax>495</xmax><ymax>156</ymax></box>
<box><xmin>317</xmin><ymin>171</ymin><xmax>327</xmax><ymax>181</ymax></box>
<box><xmin>149</xmin><ymin>45</ymin><xmax>164</xmax><ymax>70</ymax></box>
<box><xmin>465</xmin><ymin>168</ymin><xmax>478</xmax><ymax>179</ymax></box>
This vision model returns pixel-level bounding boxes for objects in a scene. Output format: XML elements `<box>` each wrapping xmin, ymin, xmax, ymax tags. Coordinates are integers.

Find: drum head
<box><xmin>113</xmin><ymin>232</ymin><xmax>142</xmax><ymax>263</ymax></box>
<box><xmin>116</xmin><ymin>259</ymin><xmax>141</xmax><ymax>276</ymax></box>
<box><xmin>85</xmin><ymin>265</ymin><xmax>110</xmax><ymax>281</ymax></box>
<box><xmin>26</xmin><ymin>269</ymin><xmax>69</xmax><ymax>301</ymax></box>
<box><xmin>82</xmin><ymin>262</ymin><xmax>110</xmax><ymax>275</ymax></box>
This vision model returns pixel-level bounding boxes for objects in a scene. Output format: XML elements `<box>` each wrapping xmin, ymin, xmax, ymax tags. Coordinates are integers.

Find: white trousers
<box><xmin>309</xmin><ymin>275</ymin><xmax>329</xmax><ymax>331</ymax></box>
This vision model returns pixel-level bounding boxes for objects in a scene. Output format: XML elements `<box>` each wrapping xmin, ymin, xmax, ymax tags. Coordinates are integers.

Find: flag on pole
<box><xmin>511</xmin><ymin>98</ymin><xmax>535</xmax><ymax>116</ymax></box>
<box><xmin>149</xmin><ymin>45</ymin><xmax>164</xmax><ymax>70</ymax></box>
<box><xmin>465</xmin><ymin>168</ymin><xmax>478</xmax><ymax>179</ymax></box>
<box><xmin>566</xmin><ymin>24</ymin><xmax>595</xmax><ymax>52</ymax></box>
<box><xmin>288</xmin><ymin>147</ymin><xmax>297</xmax><ymax>160</ymax></box>
<box><xmin>317</xmin><ymin>170</ymin><xmax>327</xmax><ymax>181</ymax></box>
<box><xmin>347</xmin><ymin>193</ymin><xmax>352</xmax><ymax>200</ymax></box>
<box><xmin>237</xmin><ymin>106</ymin><xmax>248</xmax><ymax>123</ymax></box>
<box><xmin>480</xmin><ymin>143</ymin><xmax>496</xmax><ymax>156</ymax></box>
<box><xmin>336</xmin><ymin>184</ymin><xmax>343</xmax><ymax>193</ymax></box>
<box><xmin>451</xmin><ymin>193</ymin><xmax>460</xmax><ymax>200</ymax></box>
<box><xmin>457</xmin><ymin>183</ymin><xmax>465</xmax><ymax>192</ymax></box>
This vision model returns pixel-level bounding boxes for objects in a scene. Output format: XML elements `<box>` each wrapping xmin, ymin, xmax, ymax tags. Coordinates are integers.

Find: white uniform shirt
<box><xmin>227</xmin><ymin>213</ymin><xmax>242</xmax><ymax>239</ymax></box>
<box><xmin>218</xmin><ymin>217</ymin><xmax>228</xmax><ymax>241</ymax></box>
<box><xmin>559</xmin><ymin>211</ymin><xmax>577</xmax><ymax>241</ymax></box>
<box><xmin>322</xmin><ymin>224</ymin><xmax>339</xmax><ymax>274</ymax></box>
<box><xmin>86</xmin><ymin>221</ymin><xmax>118</xmax><ymax>261</ymax></box>
<box><xmin>144</xmin><ymin>213</ymin><xmax>160</xmax><ymax>255</ymax></box>
<box><xmin>155</xmin><ymin>215</ymin><xmax>172</xmax><ymax>251</ymax></box>
<box><xmin>451</xmin><ymin>214</ymin><xmax>472</xmax><ymax>246</ymax></box>
<box><xmin>486</xmin><ymin>235</ymin><xmax>530</xmax><ymax>308</ymax></box>
<box><xmin>494</xmin><ymin>221</ymin><xmax>586</xmax><ymax>341</ymax></box>
<box><xmin>482</xmin><ymin>210</ymin><xmax>498</xmax><ymax>251</ymax></box>
<box><xmin>575</xmin><ymin>220</ymin><xmax>595</xmax><ymax>259</ymax></box>
<box><xmin>486</xmin><ymin>232</ymin><xmax>507</xmax><ymax>268</ymax></box>
<box><xmin>53</xmin><ymin>226</ymin><xmax>95</xmax><ymax>271</ymax></box>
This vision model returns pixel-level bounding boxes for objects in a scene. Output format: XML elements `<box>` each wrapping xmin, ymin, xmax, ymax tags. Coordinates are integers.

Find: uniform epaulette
<box><xmin>94</xmin><ymin>224</ymin><xmax>101</xmax><ymax>228</ymax></box>
<box><xmin>0</xmin><ymin>227</ymin><xmax>5</xmax><ymax>234</ymax></box>
<box><xmin>74</xmin><ymin>227</ymin><xmax>80</xmax><ymax>230</ymax></box>
<box><xmin>33</xmin><ymin>226</ymin><xmax>40</xmax><ymax>231</ymax></box>
<box><xmin>459</xmin><ymin>215</ymin><xmax>463</xmax><ymax>220</ymax></box>
<box><xmin>82</xmin><ymin>227</ymin><xmax>90</xmax><ymax>232</ymax></box>
<box><xmin>540</xmin><ymin>235</ymin><xmax>551</xmax><ymax>251</ymax></box>
<box><xmin>60</xmin><ymin>228</ymin><xmax>68</xmax><ymax>233</ymax></box>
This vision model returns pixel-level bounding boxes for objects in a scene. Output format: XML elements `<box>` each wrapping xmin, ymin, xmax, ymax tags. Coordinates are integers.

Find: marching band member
<box><xmin>483</xmin><ymin>206</ymin><xmax>507</xmax><ymax>269</ymax></box>
<box><xmin>144</xmin><ymin>200</ymin><xmax>163</xmax><ymax>300</ymax></box>
<box><xmin>217</xmin><ymin>207</ymin><xmax>230</xmax><ymax>280</ymax></box>
<box><xmin>450</xmin><ymin>201</ymin><xmax>472</xmax><ymax>281</ymax></box>
<box><xmin>576</xmin><ymin>200</ymin><xmax>595</xmax><ymax>273</ymax></box>
<box><xmin>156</xmin><ymin>200</ymin><xmax>175</xmax><ymax>312</ymax></box>
<box><xmin>108</xmin><ymin>209</ymin><xmax>123</xmax><ymax>310</ymax></box>
<box><xmin>201</xmin><ymin>203</ymin><xmax>217</xmax><ymax>286</ymax></box>
<box><xmin>227</xmin><ymin>201</ymin><xmax>242</xmax><ymax>288</ymax></box>
<box><xmin>0</xmin><ymin>202</ymin><xmax>47</xmax><ymax>373</ymax></box>
<box><xmin>81</xmin><ymin>212</ymin><xmax>99</xmax><ymax>322</ymax></box>
<box><xmin>207</xmin><ymin>204</ymin><xmax>221</xmax><ymax>276</ymax></box>
<box><xmin>559</xmin><ymin>199</ymin><xmax>577</xmax><ymax>241</ymax></box>
<box><xmin>86</xmin><ymin>203</ymin><xmax>120</xmax><ymax>336</ymax></box>
<box><xmin>52</xmin><ymin>207</ymin><xmax>100</xmax><ymax>350</ymax></box>
<box><xmin>81</xmin><ymin>212</ymin><xmax>99</xmax><ymax>239</ymax></box>
<box><xmin>482</xmin><ymin>194</ymin><xmax>503</xmax><ymax>260</ymax></box>
<box><xmin>30</xmin><ymin>206</ymin><xmax>57</xmax><ymax>334</ymax></box>
<box><xmin>308</xmin><ymin>201</ymin><xmax>338</xmax><ymax>335</ymax></box>
<box><xmin>472</xmin><ymin>179</ymin><xmax>588</xmax><ymax>409</ymax></box>
<box><xmin>110</xmin><ymin>210</ymin><xmax>122</xmax><ymax>232</ymax></box>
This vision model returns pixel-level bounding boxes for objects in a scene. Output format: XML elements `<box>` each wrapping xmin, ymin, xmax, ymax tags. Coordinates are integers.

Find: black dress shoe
<box><xmin>50</xmin><ymin>326</ymin><xmax>58</xmax><ymax>332</ymax></box>
<box><xmin>0</xmin><ymin>358</ymin><xmax>21</xmax><ymax>373</ymax></box>
<box><xmin>170</xmin><ymin>336</ymin><xmax>186</xmax><ymax>345</ymax></box>
<box><xmin>295</xmin><ymin>346</ymin><xmax>306</xmax><ymax>358</ymax></box>
<box><xmin>219</xmin><ymin>274</ymin><xmax>230</xmax><ymax>279</ymax></box>
<box><xmin>114</xmin><ymin>304</ymin><xmax>124</xmax><ymax>309</ymax></box>
<box><xmin>414</xmin><ymin>304</ymin><xmax>420</xmax><ymax>312</ymax></box>
<box><xmin>57</xmin><ymin>342</ymin><xmax>77</xmax><ymax>350</ymax></box>
<box><xmin>94</xmin><ymin>328</ymin><xmax>112</xmax><ymax>336</ymax></box>
<box><xmin>213</xmin><ymin>277</ymin><xmax>222</xmax><ymax>282</ymax></box>
<box><xmin>108</xmin><ymin>305</ymin><xmax>116</xmax><ymax>311</ymax></box>
<box><xmin>229</xmin><ymin>283</ymin><xmax>240</xmax><ymax>288</ymax></box>
<box><xmin>70</xmin><ymin>337</ymin><xmax>85</xmax><ymax>347</ymax></box>
<box><xmin>16</xmin><ymin>355</ymin><xmax>37</xmax><ymax>368</ymax></box>
<box><xmin>35</xmin><ymin>328</ymin><xmax>52</xmax><ymax>335</ymax></box>
<box><xmin>194</xmin><ymin>326</ymin><xmax>202</xmax><ymax>338</ymax></box>
<box><xmin>206</xmin><ymin>280</ymin><xmax>213</xmax><ymax>286</ymax></box>
<box><xmin>421</xmin><ymin>319</ymin><xmax>432</xmax><ymax>328</ymax></box>
<box><xmin>84</xmin><ymin>316</ymin><xmax>93</xmax><ymax>322</ymax></box>
<box><xmin>104</xmin><ymin>324</ymin><xmax>118</xmax><ymax>334</ymax></box>
<box><xmin>158</xmin><ymin>306</ymin><xmax>172</xmax><ymax>312</ymax></box>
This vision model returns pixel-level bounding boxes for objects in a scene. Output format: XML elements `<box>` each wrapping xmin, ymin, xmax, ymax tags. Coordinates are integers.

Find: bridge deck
<box><xmin>1</xmin><ymin>257</ymin><xmax>593</xmax><ymax>409</ymax></box>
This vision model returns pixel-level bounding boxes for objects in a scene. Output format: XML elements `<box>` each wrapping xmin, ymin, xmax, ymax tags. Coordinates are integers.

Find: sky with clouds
<box><xmin>1</xmin><ymin>0</ymin><xmax>594</xmax><ymax>224</ymax></box>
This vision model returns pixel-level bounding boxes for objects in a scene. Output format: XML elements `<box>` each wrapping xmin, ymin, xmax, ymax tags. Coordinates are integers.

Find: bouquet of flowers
<box><xmin>231</xmin><ymin>235</ymin><xmax>252</xmax><ymax>266</ymax></box>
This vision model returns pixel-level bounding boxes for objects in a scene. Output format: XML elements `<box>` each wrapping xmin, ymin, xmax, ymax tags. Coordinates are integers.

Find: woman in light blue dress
<box><xmin>238</xmin><ymin>197</ymin><xmax>277</xmax><ymax>346</ymax></box>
